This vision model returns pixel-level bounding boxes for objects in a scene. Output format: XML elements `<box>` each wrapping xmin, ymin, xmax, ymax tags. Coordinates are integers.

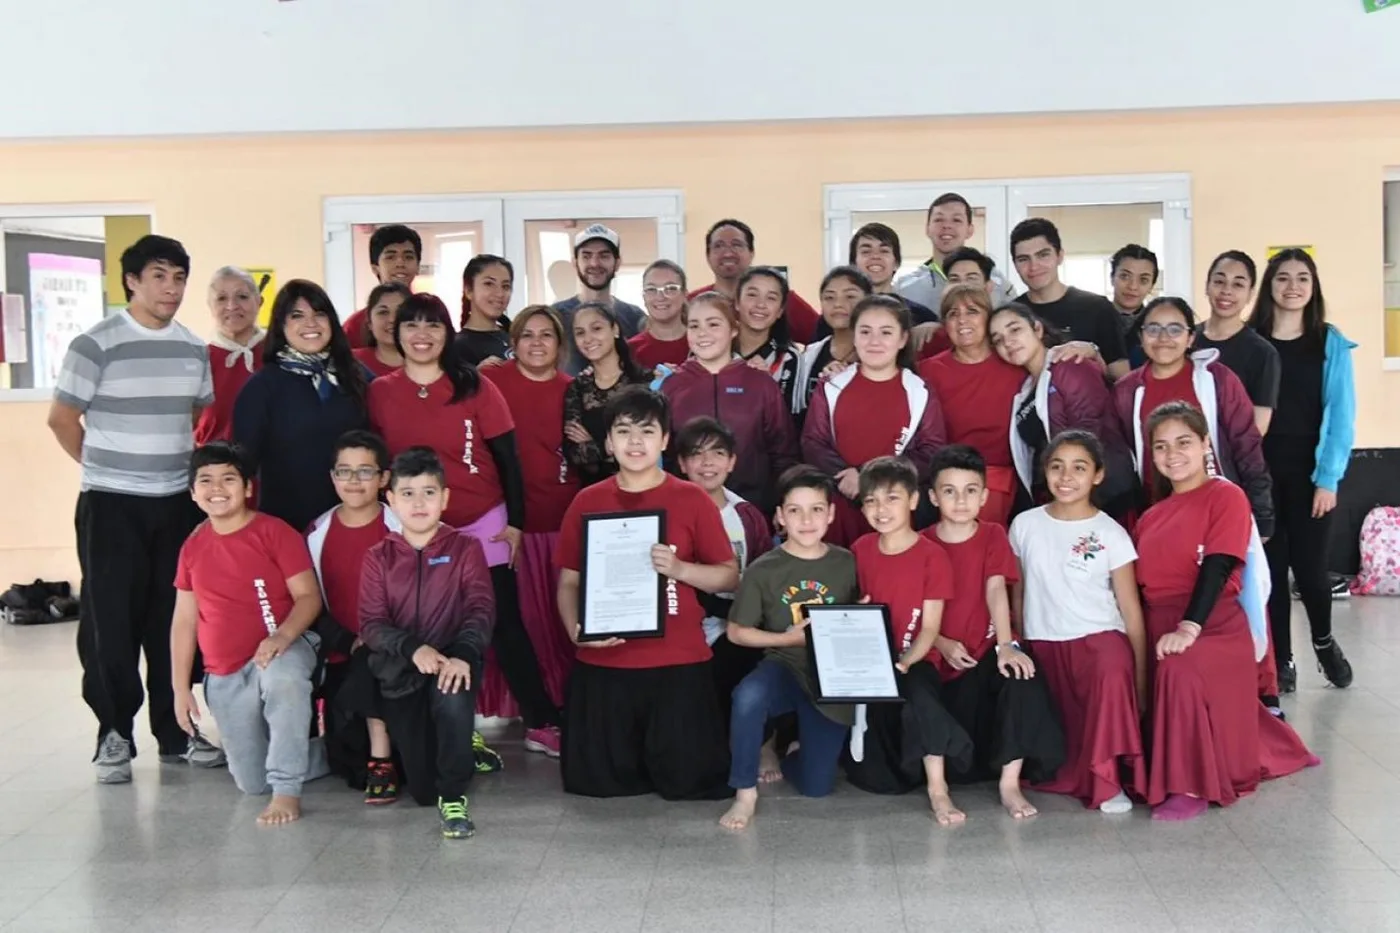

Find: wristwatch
<box><xmin>996</xmin><ymin>640</ymin><xmax>1021</xmax><ymax>653</ymax></box>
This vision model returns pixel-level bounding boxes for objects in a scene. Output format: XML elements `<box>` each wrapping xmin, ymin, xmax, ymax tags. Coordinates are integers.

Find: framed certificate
<box><xmin>578</xmin><ymin>510</ymin><xmax>668</xmax><ymax>642</ymax></box>
<box><xmin>801</xmin><ymin>604</ymin><xmax>902</xmax><ymax>704</ymax></box>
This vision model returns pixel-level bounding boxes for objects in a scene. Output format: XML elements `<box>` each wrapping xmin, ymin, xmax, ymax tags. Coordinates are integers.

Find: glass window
<box><xmin>850</xmin><ymin>207</ymin><xmax>988</xmax><ymax>280</ymax></box>
<box><xmin>1385</xmin><ymin>178</ymin><xmax>1400</xmax><ymax>357</ymax></box>
<box><xmin>1022</xmin><ymin>203</ymin><xmax>1165</xmax><ymax>299</ymax></box>
<box><xmin>350</xmin><ymin>221</ymin><xmax>483</xmax><ymax>311</ymax></box>
<box><xmin>521</xmin><ymin>218</ymin><xmax>658</xmax><ymax>308</ymax></box>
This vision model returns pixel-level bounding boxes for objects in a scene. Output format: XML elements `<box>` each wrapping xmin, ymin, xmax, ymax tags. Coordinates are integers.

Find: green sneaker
<box><xmin>473</xmin><ymin>731</ymin><xmax>504</xmax><ymax>773</ymax></box>
<box><xmin>438</xmin><ymin>795</ymin><xmax>475</xmax><ymax>839</ymax></box>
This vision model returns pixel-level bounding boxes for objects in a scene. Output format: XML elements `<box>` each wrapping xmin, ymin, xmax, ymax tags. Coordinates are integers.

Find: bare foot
<box><xmin>257</xmin><ymin>795</ymin><xmax>302</xmax><ymax>826</ymax></box>
<box><xmin>719</xmin><ymin>788</ymin><xmax>757</xmax><ymax>831</ymax></box>
<box><xmin>758</xmin><ymin>741</ymin><xmax>783</xmax><ymax>785</ymax></box>
<box><xmin>928</xmin><ymin>789</ymin><xmax>966</xmax><ymax>826</ymax></box>
<box><xmin>999</xmin><ymin>783</ymin><xmax>1038</xmax><ymax>820</ymax></box>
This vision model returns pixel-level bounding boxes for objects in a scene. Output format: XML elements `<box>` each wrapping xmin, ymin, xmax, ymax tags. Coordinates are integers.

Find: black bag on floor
<box><xmin>2</xmin><ymin>579</ymin><xmax>79</xmax><ymax>625</ymax></box>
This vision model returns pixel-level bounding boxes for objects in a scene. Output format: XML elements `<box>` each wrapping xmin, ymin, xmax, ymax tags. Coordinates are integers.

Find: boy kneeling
<box><xmin>351</xmin><ymin>447</ymin><xmax>495</xmax><ymax>838</ymax></box>
<box><xmin>172</xmin><ymin>443</ymin><xmax>323</xmax><ymax>826</ymax></box>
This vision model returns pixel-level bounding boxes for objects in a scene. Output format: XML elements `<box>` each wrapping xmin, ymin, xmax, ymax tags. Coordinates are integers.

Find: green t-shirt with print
<box><xmin>729</xmin><ymin>544</ymin><xmax>859</xmax><ymax>725</ymax></box>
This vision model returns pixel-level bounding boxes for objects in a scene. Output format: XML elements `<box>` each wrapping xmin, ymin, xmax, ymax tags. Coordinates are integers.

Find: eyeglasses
<box><xmin>331</xmin><ymin>466</ymin><xmax>382</xmax><ymax>482</ymax></box>
<box><xmin>1142</xmin><ymin>322</ymin><xmax>1189</xmax><ymax>339</ymax></box>
<box><xmin>643</xmin><ymin>284</ymin><xmax>684</xmax><ymax>298</ymax></box>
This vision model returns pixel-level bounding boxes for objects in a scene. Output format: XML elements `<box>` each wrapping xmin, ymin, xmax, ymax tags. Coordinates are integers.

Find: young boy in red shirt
<box><xmin>922</xmin><ymin>445</ymin><xmax>1065</xmax><ymax>821</ymax></box>
<box><xmin>555</xmin><ymin>388</ymin><xmax>739</xmax><ymax>799</ymax></box>
<box><xmin>171</xmin><ymin>442</ymin><xmax>323</xmax><ymax>826</ymax></box>
<box><xmin>306</xmin><ymin>430</ymin><xmax>401</xmax><ymax>802</ymax></box>
<box><xmin>352</xmin><ymin>447</ymin><xmax>496</xmax><ymax>839</ymax></box>
<box><xmin>845</xmin><ymin>456</ymin><xmax>973</xmax><ymax>825</ymax></box>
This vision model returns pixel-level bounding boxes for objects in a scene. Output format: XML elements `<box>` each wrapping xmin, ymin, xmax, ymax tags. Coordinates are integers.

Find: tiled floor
<box><xmin>1</xmin><ymin>601</ymin><xmax>1398</xmax><ymax>933</ymax></box>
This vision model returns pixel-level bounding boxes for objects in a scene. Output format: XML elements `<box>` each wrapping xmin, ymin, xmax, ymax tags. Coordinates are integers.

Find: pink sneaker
<box><xmin>523</xmin><ymin>726</ymin><xmax>561</xmax><ymax>759</ymax></box>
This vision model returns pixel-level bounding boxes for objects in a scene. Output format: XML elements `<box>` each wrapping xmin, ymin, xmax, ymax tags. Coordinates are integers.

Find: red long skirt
<box><xmin>1144</xmin><ymin>597</ymin><xmax>1315</xmax><ymax>808</ymax></box>
<box><xmin>1030</xmin><ymin>631</ymin><xmax>1146</xmax><ymax>809</ymax></box>
<box><xmin>477</xmin><ymin>531</ymin><xmax>576</xmax><ymax>717</ymax></box>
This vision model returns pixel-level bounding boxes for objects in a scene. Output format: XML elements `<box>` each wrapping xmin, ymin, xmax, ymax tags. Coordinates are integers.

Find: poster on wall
<box><xmin>1266</xmin><ymin>245</ymin><xmax>1315</xmax><ymax>259</ymax></box>
<box><xmin>249</xmin><ymin>267</ymin><xmax>278</xmax><ymax>327</ymax></box>
<box><xmin>29</xmin><ymin>253</ymin><xmax>104</xmax><ymax>388</ymax></box>
<box><xmin>1</xmin><ymin>294</ymin><xmax>27</xmax><ymax>364</ymax></box>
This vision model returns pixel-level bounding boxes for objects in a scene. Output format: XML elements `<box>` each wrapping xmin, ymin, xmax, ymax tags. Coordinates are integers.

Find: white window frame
<box><xmin>824</xmin><ymin>173</ymin><xmax>1192</xmax><ymax>299</ymax></box>
<box><xmin>322</xmin><ymin>194</ymin><xmax>505</xmax><ymax>320</ymax></box>
<box><xmin>1384</xmin><ymin>168</ymin><xmax>1400</xmax><ymax>372</ymax></box>
<box><xmin>0</xmin><ymin>201</ymin><xmax>157</xmax><ymax>403</ymax></box>
<box><xmin>502</xmin><ymin>189</ymin><xmax>684</xmax><ymax>314</ymax></box>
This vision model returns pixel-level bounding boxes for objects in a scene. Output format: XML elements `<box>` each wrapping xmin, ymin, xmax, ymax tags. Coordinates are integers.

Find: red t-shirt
<box><xmin>687</xmin><ymin>284</ymin><xmax>820</xmax><ymax>345</ymax></box>
<box><xmin>852</xmin><ymin>533</ymin><xmax>955</xmax><ymax>656</ymax></box>
<box><xmin>921</xmin><ymin>521</ymin><xmax>1020</xmax><ymax>679</ymax></box>
<box><xmin>343</xmin><ymin>307</ymin><xmax>370</xmax><ymax>348</ymax></box>
<box><xmin>1134</xmin><ymin>478</ymin><xmax>1251</xmax><ymax>605</ymax></box>
<box><xmin>1139</xmin><ymin>364</ymin><xmax>1201</xmax><ymax>492</ymax></box>
<box><xmin>627</xmin><ymin>331</ymin><xmax>690</xmax><ymax>370</ymax></box>
<box><xmin>833</xmin><ymin>370</ymin><xmax>910</xmax><ymax>467</ymax></box>
<box><xmin>919</xmin><ymin>352</ymin><xmax>1023</xmax><ymax>467</ymax></box>
<box><xmin>175</xmin><ymin>513</ymin><xmax>314</xmax><ymax>676</ymax></box>
<box><xmin>314</xmin><ymin>511</ymin><xmax>391</xmax><ymax>662</ymax></box>
<box><xmin>195</xmin><ymin>345</ymin><xmax>261</xmax><ymax>445</ymax></box>
<box><xmin>353</xmin><ymin>346</ymin><xmax>399</xmax><ymax>378</ymax></box>
<box><xmin>367</xmin><ymin>370</ymin><xmax>515</xmax><ymax>527</ymax></box>
<box><xmin>918</xmin><ymin>327</ymin><xmax>953</xmax><ymax>360</ymax></box>
<box><xmin>482</xmin><ymin>361</ymin><xmax>580</xmax><ymax>533</ymax></box>
<box><xmin>554</xmin><ymin>474</ymin><xmax>735</xmax><ymax>670</ymax></box>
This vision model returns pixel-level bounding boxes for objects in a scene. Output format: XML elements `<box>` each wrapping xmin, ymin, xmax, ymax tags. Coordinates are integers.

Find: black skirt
<box><xmin>844</xmin><ymin>662</ymin><xmax>975</xmax><ymax>795</ymax></box>
<box><xmin>941</xmin><ymin>648</ymin><xmax>1066</xmax><ymax>785</ymax></box>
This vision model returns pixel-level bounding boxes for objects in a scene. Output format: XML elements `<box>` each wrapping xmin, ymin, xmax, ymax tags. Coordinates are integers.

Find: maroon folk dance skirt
<box><xmin>1144</xmin><ymin>596</ymin><xmax>1315</xmax><ymax>808</ymax></box>
<box><xmin>477</xmin><ymin>531</ymin><xmax>576</xmax><ymax>717</ymax></box>
<box><xmin>1029</xmin><ymin>630</ymin><xmax>1146</xmax><ymax>809</ymax></box>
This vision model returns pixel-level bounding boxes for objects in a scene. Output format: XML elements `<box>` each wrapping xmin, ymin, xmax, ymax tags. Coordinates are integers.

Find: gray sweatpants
<box><xmin>204</xmin><ymin>634</ymin><xmax>318</xmax><ymax>798</ymax></box>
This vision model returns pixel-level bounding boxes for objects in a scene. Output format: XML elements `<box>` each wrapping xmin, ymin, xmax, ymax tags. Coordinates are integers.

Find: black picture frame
<box><xmin>801</xmin><ymin>603</ymin><xmax>904</xmax><ymax>704</ymax></box>
<box><xmin>577</xmin><ymin>509</ymin><xmax>669</xmax><ymax>642</ymax></box>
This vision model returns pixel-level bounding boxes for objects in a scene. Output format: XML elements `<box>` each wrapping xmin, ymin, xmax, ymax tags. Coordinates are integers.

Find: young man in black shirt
<box><xmin>1010</xmin><ymin>218</ymin><xmax>1129</xmax><ymax>379</ymax></box>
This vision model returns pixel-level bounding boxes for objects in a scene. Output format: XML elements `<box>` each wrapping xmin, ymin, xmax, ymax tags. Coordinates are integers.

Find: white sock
<box><xmin>1099</xmin><ymin>791</ymin><xmax>1132</xmax><ymax>814</ymax></box>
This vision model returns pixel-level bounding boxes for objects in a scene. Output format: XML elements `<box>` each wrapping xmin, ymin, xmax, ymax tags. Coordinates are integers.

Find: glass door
<box><xmin>1005</xmin><ymin>175</ymin><xmax>1192</xmax><ymax>299</ymax></box>
<box><xmin>824</xmin><ymin>182</ymin><xmax>1009</xmax><ymax>279</ymax></box>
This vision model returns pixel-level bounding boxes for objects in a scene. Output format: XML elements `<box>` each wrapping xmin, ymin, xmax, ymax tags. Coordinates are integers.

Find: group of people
<box><xmin>48</xmin><ymin>191</ymin><xmax>1353</xmax><ymax>838</ymax></box>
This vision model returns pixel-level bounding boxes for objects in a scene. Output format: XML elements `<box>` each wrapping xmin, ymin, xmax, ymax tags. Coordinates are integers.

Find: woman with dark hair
<box><xmin>368</xmin><ymin>293</ymin><xmax>563</xmax><ymax>755</ymax></box>
<box><xmin>1115</xmin><ymin>298</ymin><xmax>1272</xmax><ymax>528</ymax></box>
<box><xmin>1248</xmin><ymin>249</ymin><xmax>1357</xmax><ymax>691</ymax></box>
<box><xmin>1194</xmin><ymin>251</ymin><xmax>1280</xmax><ymax>436</ymax></box>
<box><xmin>735</xmin><ymin>266</ymin><xmax>802</xmax><ymax>412</ymax></box>
<box><xmin>481</xmin><ymin>304</ymin><xmax>579</xmax><ymax>711</ymax></box>
<box><xmin>1132</xmin><ymin>402</ymin><xmax>1316</xmax><ymax>821</ymax></box>
<box><xmin>802</xmin><ymin>296</ymin><xmax>946</xmax><ymax>546</ymax></box>
<box><xmin>352</xmin><ymin>281</ymin><xmax>411</xmax><ymax>377</ymax></box>
<box><xmin>988</xmin><ymin>303</ymin><xmax>1136</xmax><ymax>520</ymax></box>
<box><xmin>455</xmin><ymin>254</ymin><xmax>514</xmax><ymax>367</ymax></box>
<box><xmin>233</xmin><ymin>279</ymin><xmax>370</xmax><ymax>532</ymax></box>
<box><xmin>794</xmin><ymin>266</ymin><xmax>871</xmax><ymax>417</ymax></box>
<box><xmin>562</xmin><ymin>301</ymin><xmax>666</xmax><ymax>486</ymax></box>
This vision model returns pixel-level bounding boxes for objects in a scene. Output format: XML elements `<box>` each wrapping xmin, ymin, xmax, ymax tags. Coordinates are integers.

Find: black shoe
<box><xmin>1278</xmin><ymin>660</ymin><xmax>1297</xmax><ymax>694</ymax></box>
<box><xmin>1315</xmin><ymin>638</ymin><xmax>1353</xmax><ymax>689</ymax></box>
<box><xmin>1329</xmin><ymin>575</ymin><xmax>1352</xmax><ymax>600</ymax></box>
<box><xmin>1260</xmin><ymin>695</ymin><xmax>1286</xmax><ymax>721</ymax></box>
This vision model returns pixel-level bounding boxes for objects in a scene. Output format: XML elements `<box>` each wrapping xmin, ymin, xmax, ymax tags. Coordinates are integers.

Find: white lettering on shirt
<box><xmin>253</xmin><ymin>577</ymin><xmax>277</xmax><ymax>634</ymax></box>
<box><xmin>1195</xmin><ymin>544</ymin><xmax>1205</xmax><ymax>566</ymax></box>
<box><xmin>901</xmin><ymin>607</ymin><xmax>921</xmax><ymax>652</ymax></box>
<box><xmin>462</xmin><ymin>419</ymin><xmax>479</xmax><ymax>475</ymax></box>
<box><xmin>666</xmin><ymin>577</ymin><xmax>679</xmax><ymax>616</ymax></box>
<box><xmin>894</xmin><ymin>426</ymin><xmax>913</xmax><ymax>456</ymax></box>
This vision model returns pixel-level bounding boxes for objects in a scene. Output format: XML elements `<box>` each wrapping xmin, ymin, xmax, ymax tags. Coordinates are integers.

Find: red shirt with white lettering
<box><xmin>627</xmin><ymin>332</ymin><xmax>690</xmax><ymax>370</ymax></box>
<box><xmin>919</xmin><ymin>351</ymin><xmax>1023</xmax><ymax>467</ymax></box>
<box><xmin>1134</xmin><ymin>478</ymin><xmax>1251</xmax><ymax>605</ymax></box>
<box><xmin>852</xmin><ymin>533</ymin><xmax>955</xmax><ymax>657</ymax></box>
<box><xmin>554</xmin><ymin>474</ymin><xmax>735</xmax><ymax>669</ymax></box>
<box><xmin>833</xmin><ymin>370</ymin><xmax>910</xmax><ymax>467</ymax></box>
<box><xmin>368</xmin><ymin>370</ymin><xmax>515</xmax><ymax>527</ymax></box>
<box><xmin>921</xmin><ymin>521</ymin><xmax>1019</xmax><ymax>679</ymax></box>
<box><xmin>483</xmin><ymin>361</ymin><xmax>580</xmax><ymax>533</ymax></box>
<box><xmin>175</xmin><ymin>513</ymin><xmax>314</xmax><ymax>676</ymax></box>
<box><xmin>315</xmin><ymin>511</ymin><xmax>391</xmax><ymax>662</ymax></box>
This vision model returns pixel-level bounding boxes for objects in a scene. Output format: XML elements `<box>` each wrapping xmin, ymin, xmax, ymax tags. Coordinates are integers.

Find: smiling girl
<box><xmin>454</xmin><ymin>254</ymin><xmax>514</xmax><ymax>367</ymax></box>
<box><xmin>352</xmin><ymin>281</ymin><xmax>411</xmax><ymax>378</ymax></box>
<box><xmin>735</xmin><ymin>266</ymin><xmax>803</xmax><ymax>412</ymax></box>
<box><xmin>1193</xmin><ymin>251</ymin><xmax>1280</xmax><ymax>436</ymax></box>
<box><xmin>794</xmin><ymin>266</ymin><xmax>871</xmax><ymax>418</ymax></box>
<box><xmin>802</xmin><ymin>296</ymin><xmax>946</xmax><ymax>546</ymax></box>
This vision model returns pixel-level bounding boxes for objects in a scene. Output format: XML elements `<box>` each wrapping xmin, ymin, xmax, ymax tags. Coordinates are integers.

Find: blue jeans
<box><xmin>729</xmin><ymin>659</ymin><xmax>847</xmax><ymax>797</ymax></box>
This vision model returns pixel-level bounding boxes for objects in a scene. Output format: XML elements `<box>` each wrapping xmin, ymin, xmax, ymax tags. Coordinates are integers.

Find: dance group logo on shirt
<box><xmin>252</xmin><ymin>578</ymin><xmax>277</xmax><ymax>634</ymax></box>
<box><xmin>781</xmin><ymin>579</ymin><xmax>833</xmax><ymax>628</ymax></box>
<box><xmin>1071</xmin><ymin>532</ymin><xmax>1107</xmax><ymax>562</ymax></box>
<box><xmin>462</xmin><ymin>419</ymin><xmax>479</xmax><ymax>475</ymax></box>
<box><xmin>900</xmin><ymin>608</ymin><xmax>922</xmax><ymax>652</ymax></box>
<box><xmin>665</xmin><ymin>577</ymin><xmax>679</xmax><ymax>616</ymax></box>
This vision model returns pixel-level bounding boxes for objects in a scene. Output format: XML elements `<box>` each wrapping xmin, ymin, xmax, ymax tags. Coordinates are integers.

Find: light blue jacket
<box><xmin>1314</xmin><ymin>324</ymin><xmax>1358</xmax><ymax>493</ymax></box>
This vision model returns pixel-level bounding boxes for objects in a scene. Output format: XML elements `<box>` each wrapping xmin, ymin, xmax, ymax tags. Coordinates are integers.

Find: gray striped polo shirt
<box><xmin>54</xmin><ymin>310</ymin><xmax>213</xmax><ymax>496</ymax></box>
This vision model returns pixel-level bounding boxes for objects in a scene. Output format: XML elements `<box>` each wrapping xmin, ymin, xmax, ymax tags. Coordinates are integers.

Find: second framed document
<box><xmin>578</xmin><ymin>510</ymin><xmax>668</xmax><ymax>642</ymax></box>
<box><xmin>801</xmin><ymin>604</ymin><xmax>902</xmax><ymax>704</ymax></box>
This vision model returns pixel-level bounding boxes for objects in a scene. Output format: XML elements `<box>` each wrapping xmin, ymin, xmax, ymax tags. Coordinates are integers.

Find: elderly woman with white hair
<box><xmin>195</xmin><ymin>266</ymin><xmax>265</xmax><ymax>444</ymax></box>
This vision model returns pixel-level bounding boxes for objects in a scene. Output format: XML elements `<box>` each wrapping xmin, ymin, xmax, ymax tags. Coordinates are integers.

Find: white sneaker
<box><xmin>95</xmin><ymin>731</ymin><xmax>132</xmax><ymax>784</ymax></box>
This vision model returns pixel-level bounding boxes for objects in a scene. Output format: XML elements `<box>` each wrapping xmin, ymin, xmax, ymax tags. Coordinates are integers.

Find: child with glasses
<box><xmin>305</xmin><ymin>430</ymin><xmax>402</xmax><ymax>802</ymax></box>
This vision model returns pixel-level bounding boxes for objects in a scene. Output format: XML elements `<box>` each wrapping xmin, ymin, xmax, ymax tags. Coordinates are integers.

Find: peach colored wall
<box><xmin>1</xmin><ymin>103</ymin><xmax>1396</xmax><ymax>584</ymax></box>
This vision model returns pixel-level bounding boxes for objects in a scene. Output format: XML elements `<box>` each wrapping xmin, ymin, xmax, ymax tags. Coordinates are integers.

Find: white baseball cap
<box><xmin>574</xmin><ymin>223</ymin><xmax>621</xmax><ymax>252</ymax></box>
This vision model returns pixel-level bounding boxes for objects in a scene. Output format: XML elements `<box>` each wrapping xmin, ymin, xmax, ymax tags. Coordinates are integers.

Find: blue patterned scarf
<box><xmin>277</xmin><ymin>348</ymin><xmax>339</xmax><ymax>403</ymax></box>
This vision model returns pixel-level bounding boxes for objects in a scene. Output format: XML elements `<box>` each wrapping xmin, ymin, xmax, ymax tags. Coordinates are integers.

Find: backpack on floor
<box><xmin>1352</xmin><ymin>506</ymin><xmax>1400</xmax><ymax>596</ymax></box>
<box><xmin>1</xmin><ymin>578</ymin><xmax>78</xmax><ymax>624</ymax></box>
